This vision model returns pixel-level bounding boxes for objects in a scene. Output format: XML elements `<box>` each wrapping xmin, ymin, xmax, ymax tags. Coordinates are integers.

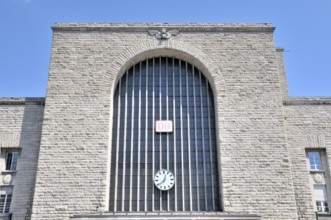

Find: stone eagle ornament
<box><xmin>148</xmin><ymin>28</ymin><xmax>179</xmax><ymax>40</ymax></box>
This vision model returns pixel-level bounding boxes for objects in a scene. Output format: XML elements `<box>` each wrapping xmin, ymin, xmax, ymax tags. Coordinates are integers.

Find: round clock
<box><xmin>154</xmin><ymin>170</ymin><xmax>175</xmax><ymax>191</ymax></box>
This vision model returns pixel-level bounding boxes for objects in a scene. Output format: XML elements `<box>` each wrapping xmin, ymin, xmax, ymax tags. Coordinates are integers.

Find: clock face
<box><xmin>154</xmin><ymin>170</ymin><xmax>175</xmax><ymax>191</ymax></box>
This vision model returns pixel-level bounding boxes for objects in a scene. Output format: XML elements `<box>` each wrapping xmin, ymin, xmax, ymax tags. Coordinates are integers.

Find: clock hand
<box><xmin>160</xmin><ymin>175</ymin><xmax>166</xmax><ymax>184</ymax></box>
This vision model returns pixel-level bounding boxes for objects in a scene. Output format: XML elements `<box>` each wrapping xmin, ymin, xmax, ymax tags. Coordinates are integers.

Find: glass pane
<box><xmin>0</xmin><ymin>195</ymin><xmax>5</xmax><ymax>213</ymax></box>
<box><xmin>5</xmin><ymin>153</ymin><xmax>13</xmax><ymax>170</ymax></box>
<box><xmin>12</xmin><ymin>152</ymin><xmax>19</xmax><ymax>170</ymax></box>
<box><xmin>5</xmin><ymin>194</ymin><xmax>11</xmax><ymax>213</ymax></box>
<box><xmin>308</xmin><ymin>151</ymin><xmax>322</xmax><ymax>170</ymax></box>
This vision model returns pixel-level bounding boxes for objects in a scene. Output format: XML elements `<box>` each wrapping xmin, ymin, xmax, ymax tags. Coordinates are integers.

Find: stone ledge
<box><xmin>70</xmin><ymin>212</ymin><xmax>261</xmax><ymax>220</ymax></box>
<box><xmin>316</xmin><ymin>212</ymin><xmax>331</xmax><ymax>220</ymax></box>
<box><xmin>283</xmin><ymin>97</ymin><xmax>331</xmax><ymax>106</ymax></box>
<box><xmin>0</xmin><ymin>213</ymin><xmax>12</xmax><ymax>220</ymax></box>
<box><xmin>52</xmin><ymin>23</ymin><xmax>274</xmax><ymax>33</ymax></box>
<box><xmin>0</xmin><ymin>97</ymin><xmax>45</xmax><ymax>105</ymax></box>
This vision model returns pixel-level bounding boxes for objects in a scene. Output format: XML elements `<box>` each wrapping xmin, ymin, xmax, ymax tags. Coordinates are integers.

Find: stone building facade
<box><xmin>0</xmin><ymin>23</ymin><xmax>330</xmax><ymax>220</ymax></box>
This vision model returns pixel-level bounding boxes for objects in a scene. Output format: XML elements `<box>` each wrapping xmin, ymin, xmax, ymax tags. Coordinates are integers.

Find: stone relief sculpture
<box><xmin>148</xmin><ymin>28</ymin><xmax>179</xmax><ymax>40</ymax></box>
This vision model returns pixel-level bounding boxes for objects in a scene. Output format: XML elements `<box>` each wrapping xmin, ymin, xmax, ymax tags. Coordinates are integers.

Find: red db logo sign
<box><xmin>155</xmin><ymin>120</ymin><xmax>173</xmax><ymax>133</ymax></box>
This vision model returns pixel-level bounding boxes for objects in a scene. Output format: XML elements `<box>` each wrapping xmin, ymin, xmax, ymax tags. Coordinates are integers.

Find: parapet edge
<box><xmin>0</xmin><ymin>97</ymin><xmax>45</xmax><ymax>105</ymax></box>
<box><xmin>52</xmin><ymin>23</ymin><xmax>275</xmax><ymax>33</ymax></box>
<box><xmin>283</xmin><ymin>97</ymin><xmax>331</xmax><ymax>106</ymax></box>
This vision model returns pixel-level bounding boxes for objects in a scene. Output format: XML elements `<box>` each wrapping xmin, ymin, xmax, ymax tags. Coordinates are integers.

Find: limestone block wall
<box><xmin>0</xmin><ymin>98</ymin><xmax>44</xmax><ymax>220</ymax></box>
<box><xmin>284</xmin><ymin>98</ymin><xmax>331</xmax><ymax>219</ymax></box>
<box><xmin>31</xmin><ymin>23</ymin><xmax>297</xmax><ymax>219</ymax></box>
<box><xmin>276</xmin><ymin>48</ymin><xmax>288</xmax><ymax>98</ymax></box>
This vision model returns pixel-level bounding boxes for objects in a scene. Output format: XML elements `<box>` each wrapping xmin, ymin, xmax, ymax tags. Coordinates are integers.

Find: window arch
<box><xmin>110</xmin><ymin>57</ymin><xmax>220</xmax><ymax>212</ymax></box>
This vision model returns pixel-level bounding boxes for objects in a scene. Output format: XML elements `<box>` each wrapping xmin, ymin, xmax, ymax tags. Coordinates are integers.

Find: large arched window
<box><xmin>110</xmin><ymin>57</ymin><xmax>220</xmax><ymax>212</ymax></box>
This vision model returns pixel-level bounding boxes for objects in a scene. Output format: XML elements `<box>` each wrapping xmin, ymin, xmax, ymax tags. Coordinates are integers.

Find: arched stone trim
<box><xmin>110</xmin><ymin>39</ymin><xmax>227</xmax><ymax>97</ymax></box>
<box><xmin>109</xmin><ymin>57</ymin><xmax>222</xmax><ymax>212</ymax></box>
<box><xmin>107</xmin><ymin>39</ymin><xmax>227</xmax><ymax>211</ymax></box>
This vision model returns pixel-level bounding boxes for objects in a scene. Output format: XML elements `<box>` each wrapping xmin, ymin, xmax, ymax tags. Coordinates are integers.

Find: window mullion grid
<box><xmin>129</xmin><ymin>66</ymin><xmax>135</xmax><ymax>211</ymax></box>
<box><xmin>322</xmin><ymin>201</ymin><xmax>325</xmax><ymax>212</ymax></box>
<box><xmin>314</xmin><ymin>156</ymin><xmax>318</xmax><ymax>170</ymax></box>
<box><xmin>152</xmin><ymin>58</ymin><xmax>155</xmax><ymax>211</ymax></box>
<box><xmin>199</xmin><ymin>70</ymin><xmax>208</xmax><ymax>211</ymax></box>
<box><xmin>137</xmin><ymin>62</ymin><xmax>142</xmax><ymax>211</ymax></box>
<box><xmin>314</xmin><ymin>153</ymin><xmax>318</xmax><ymax>169</ymax></box>
<box><xmin>172</xmin><ymin>58</ymin><xmax>178</xmax><ymax>211</ymax></box>
<box><xmin>193</xmin><ymin>66</ymin><xmax>200</xmax><ymax>211</ymax></box>
<box><xmin>312</xmin><ymin>153</ymin><xmax>316</xmax><ymax>169</ymax></box>
<box><xmin>8</xmin><ymin>154</ymin><xmax>12</xmax><ymax>171</ymax></box>
<box><xmin>4</xmin><ymin>195</ymin><xmax>7</xmax><ymax>214</ymax></box>
<box><xmin>12</xmin><ymin>153</ymin><xmax>18</xmax><ymax>170</ymax></box>
<box><xmin>5</xmin><ymin>195</ymin><xmax>11</xmax><ymax>213</ymax></box>
<box><xmin>113</xmin><ymin>79</ymin><xmax>122</xmax><ymax>211</ymax></box>
<box><xmin>186</xmin><ymin>62</ymin><xmax>193</xmax><ymax>211</ymax></box>
<box><xmin>0</xmin><ymin>195</ymin><xmax>5</xmax><ymax>213</ymax></box>
<box><xmin>112</xmin><ymin>58</ymin><xmax>219</xmax><ymax>212</ymax></box>
<box><xmin>166</xmin><ymin>57</ymin><xmax>170</xmax><ymax>211</ymax></box>
<box><xmin>316</xmin><ymin>153</ymin><xmax>321</xmax><ymax>169</ymax></box>
<box><xmin>144</xmin><ymin>60</ymin><xmax>149</xmax><ymax>211</ymax></box>
<box><xmin>5</xmin><ymin>153</ymin><xmax>12</xmax><ymax>170</ymax></box>
<box><xmin>121</xmin><ymin>71</ymin><xmax>129</xmax><ymax>211</ymax></box>
<box><xmin>179</xmin><ymin>60</ymin><xmax>185</xmax><ymax>211</ymax></box>
<box><xmin>159</xmin><ymin>57</ymin><xmax>163</xmax><ymax>211</ymax></box>
<box><xmin>206</xmin><ymin>81</ymin><xmax>216</xmax><ymax>210</ymax></box>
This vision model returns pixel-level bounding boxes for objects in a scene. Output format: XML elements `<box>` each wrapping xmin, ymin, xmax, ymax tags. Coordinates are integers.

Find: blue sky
<box><xmin>0</xmin><ymin>0</ymin><xmax>330</xmax><ymax>97</ymax></box>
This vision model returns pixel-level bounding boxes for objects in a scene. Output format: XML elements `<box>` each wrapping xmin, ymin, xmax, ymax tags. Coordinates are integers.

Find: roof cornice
<box><xmin>52</xmin><ymin>23</ymin><xmax>275</xmax><ymax>33</ymax></box>
<box><xmin>284</xmin><ymin>98</ymin><xmax>331</xmax><ymax>106</ymax></box>
<box><xmin>0</xmin><ymin>97</ymin><xmax>45</xmax><ymax>105</ymax></box>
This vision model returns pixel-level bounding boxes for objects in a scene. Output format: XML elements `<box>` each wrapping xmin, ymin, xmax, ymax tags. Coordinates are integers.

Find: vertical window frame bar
<box><xmin>129</xmin><ymin>66</ymin><xmax>135</xmax><ymax>211</ymax></box>
<box><xmin>172</xmin><ymin>57</ymin><xmax>178</xmax><ymax>211</ymax></box>
<box><xmin>166</xmin><ymin>57</ymin><xmax>170</xmax><ymax>211</ymax></box>
<box><xmin>113</xmin><ymin>78</ymin><xmax>122</xmax><ymax>211</ymax></box>
<box><xmin>152</xmin><ymin>58</ymin><xmax>155</xmax><ymax>211</ymax></box>
<box><xmin>159</xmin><ymin>57</ymin><xmax>163</xmax><ymax>211</ymax></box>
<box><xmin>193</xmin><ymin>66</ymin><xmax>200</xmax><ymax>211</ymax></box>
<box><xmin>137</xmin><ymin>62</ymin><xmax>142</xmax><ymax>211</ymax></box>
<box><xmin>186</xmin><ymin>61</ymin><xmax>193</xmax><ymax>211</ymax></box>
<box><xmin>144</xmin><ymin>60</ymin><xmax>149</xmax><ymax>211</ymax></box>
<box><xmin>121</xmin><ymin>71</ymin><xmax>129</xmax><ymax>211</ymax></box>
<box><xmin>207</xmin><ymin>82</ymin><xmax>216</xmax><ymax>210</ymax></box>
<box><xmin>199</xmin><ymin>70</ymin><xmax>208</xmax><ymax>210</ymax></box>
<box><xmin>179</xmin><ymin>60</ymin><xmax>185</xmax><ymax>211</ymax></box>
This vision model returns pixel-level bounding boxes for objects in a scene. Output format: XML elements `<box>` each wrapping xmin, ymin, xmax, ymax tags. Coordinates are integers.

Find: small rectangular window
<box><xmin>316</xmin><ymin>201</ymin><xmax>329</xmax><ymax>212</ymax></box>
<box><xmin>0</xmin><ymin>194</ymin><xmax>12</xmax><ymax>213</ymax></box>
<box><xmin>5</xmin><ymin>152</ymin><xmax>19</xmax><ymax>171</ymax></box>
<box><xmin>314</xmin><ymin>185</ymin><xmax>329</xmax><ymax>212</ymax></box>
<box><xmin>308</xmin><ymin>151</ymin><xmax>322</xmax><ymax>170</ymax></box>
